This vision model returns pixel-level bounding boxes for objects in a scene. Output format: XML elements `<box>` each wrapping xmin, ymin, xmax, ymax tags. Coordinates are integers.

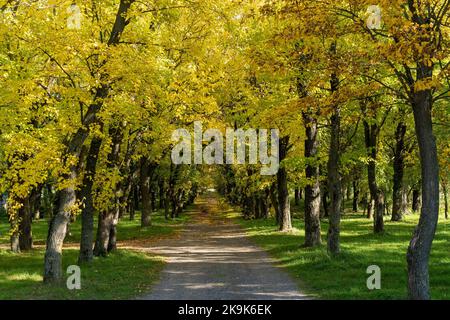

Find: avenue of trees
<box><xmin>0</xmin><ymin>0</ymin><xmax>449</xmax><ymax>300</ymax></box>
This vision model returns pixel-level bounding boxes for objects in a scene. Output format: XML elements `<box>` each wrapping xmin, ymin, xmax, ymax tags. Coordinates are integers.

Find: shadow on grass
<box><xmin>0</xmin><ymin>248</ymin><xmax>164</xmax><ymax>300</ymax></box>
<box><xmin>235</xmin><ymin>210</ymin><xmax>450</xmax><ymax>300</ymax></box>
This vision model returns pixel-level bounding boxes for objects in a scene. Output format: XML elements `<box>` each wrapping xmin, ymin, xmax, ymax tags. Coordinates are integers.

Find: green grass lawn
<box><xmin>0</xmin><ymin>209</ymin><xmax>192</xmax><ymax>300</ymax></box>
<box><xmin>231</xmin><ymin>202</ymin><xmax>450</xmax><ymax>300</ymax></box>
<box><xmin>0</xmin><ymin>249</ymin><xmax>164</xmax><ymax>299</ymax></box>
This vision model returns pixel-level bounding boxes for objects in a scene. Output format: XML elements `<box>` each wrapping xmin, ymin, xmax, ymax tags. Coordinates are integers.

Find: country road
<box><xmin>139</xmin><ymin>194</ymin><xmax>309</xmax><ymax>300</ymax></box>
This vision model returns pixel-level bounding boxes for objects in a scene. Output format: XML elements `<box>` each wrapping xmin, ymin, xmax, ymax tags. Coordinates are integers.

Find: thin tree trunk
<box><xmin>327</xmin><ymin>103</ymin><xmax>341</xmax><ymax>253</ymax></box>
<box><xmin>269</xmin><ymin>182</ymin><xmax>280</xmax><ymax>224</ymax></box>
<box><xmin>107</xmin><ymin>204</ymin><xmax>120</xmax><ymax>252</ymax></box>
<box><xmin>18</xmin><ymin>195</ymin><xmax>33</xmax><ymax>251</ymax></box>
<box><xmin>353</xmin><ymin>179</ymin><xmax>359</xmax><ymax>212</ymax></box>
<box><xmin>159</xmin><ymin>178</ymin><xmax>165</xmax><ymax>209</ymax></box>
<box><xmin>32</xmin><ymin>187</ymin><xmax>42</xmax><ymax>221</ymax></box>
<box><xmin>367</xmin><ymin>197</ymin><xmax>374</xmax><ymax>219</ymax></box>
<box><xmin>294</xmin><ymin>188</ymin><xmax>300</xmax><ymax>206</ymax></box>
<box><xmin>303</xmin><ymin>112</ymin><xmax>321</xmax><ymax>247</ymax></box>
<box><xmin>140</xmin><ymin>158</ymin><xmax>152</xmax><ymax>227</ymax></box>
<box><xmin>442</xmin><ymin>180</ymin><xmax>448</xmax><ymax>220</ymax></box>
<box><xmin>129</xmin><ymin>195</ymin><xmax>135</xmax><ymax>220</ymax></box>
<box><xmin>392</xmin><ymin>122</ymin><xmax>407</xmax><ymax>221</ymax></box>
<box><xmin>79</xmin><ymin>136</ymin><xmax>102</xmax><ymax>264</ymax></box>
<box><xmin>363</xmin><ymin>107</ymin><xmax>384</xmax><ymax>234</ymax></box>
<box><xmin>10</xmin><ymin>201</ymin><xmax>20</xmax><ymax>253</ymax></box>
<box><xmin>327</xmin><ymin>53</ymin><xmax>341</xmax><ymax>254</ymax></box>
<box><xmin>277</xmin><ymin>136</ymin><xmax>292</xmax><ymax>232</ymax></box>
<box><xmin>412</xmin><ymin>188</ymin><xmax>421</xmax><ymax>213</ymax></box>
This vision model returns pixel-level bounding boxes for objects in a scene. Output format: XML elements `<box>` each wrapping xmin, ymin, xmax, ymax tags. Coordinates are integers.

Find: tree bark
<box><xmin>407</xmin><ymin>64</ymin><xmax>439</xmax><ymax>300</ymax></box>
<box><xmin>31</xmin><ymin>187</ymin><xmax>42</xmax><ymax>221</ymax></box>
<box><xmin>277</xmin><ymin>136</ymin><xmax>292</xmax><ymax>232</ymax></box>
<box><xmin>412</xmin><ymin>188</ymin><xmax>421</xmax><ymax>213</ymax></box>
<box><xmin>327</xmin><ymin>54</ymin><xmax>341</xmax><ymax>254</ymax></box>
<box><xmin>303</xmin><ymin>112</ymin><xmax>321</xmax><ymax>247</ymax></box>
<box><xmin>363</xmin><ymin>108</ymin><xmax>384</xmax><ymax>234</ymax></box>
<box><xmin>94</xmin><ymin>122</ymin><xmax>124</xmax><ymax>256</ymax></box>
<box><xmin>392</xmin><ymin>122</ymin><xmax>407</xmax><ymax>221</ymax></box>
<box><xmin>159</xmin><ymin>178</ymin><xmax>165</xmax><ymax>209</ymax></box>
<box><xmin>18</xmin><ymin>195</ymin><xmax>33</xmax><ymax>251</ymax></box>
<box><xmin>367</xmin><ymin>197</ymin><xmax>374</xmax><ymax>219</ymax></box>
<box><xmin>78</xmin><ymin>136</ymin><xmax>102</xmax><ymax>264</ymax></box>
<box><xmin>442</xmin><ymin>181</ymin><xmax>448</xmax><ymax>220</ymax></box>
<box><xmin>44</xmin><ymin>182</ymin><xmax>76</xmax><ymax>282</ymax></box>
<box><xmin>269</xmin><ymin>182</ymin><xmax>280</xmax><ymax>224</ymax></box>
<box><xmin>294</xmin><ymin>188</ymin><xmax>300</xmax><ymax>206</ymax></box>
<box><xmin>352</xmin><ymin>179</ymin><xmax>359</xmax><ymax>212</ymax></box>
<box><xmin>10</xmin><ymin>202</ymin><xmax>20</xmax><ymax>253</ymax></box>
<box><xmin>327</xmin><ymin>105</ymin><xmax>341</xmax><ymax>254</ymax></box>
<box><xmin>140</xmin><ymin>158</ymin><xmax>152</xmax><ymax>227</ymax></box>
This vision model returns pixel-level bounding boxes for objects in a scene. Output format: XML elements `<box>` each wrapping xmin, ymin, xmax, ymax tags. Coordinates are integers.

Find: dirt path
<box><xmin>139</xmin><ymin>195</ymin><xmax>309</xmax><ymax>300</ymax></box>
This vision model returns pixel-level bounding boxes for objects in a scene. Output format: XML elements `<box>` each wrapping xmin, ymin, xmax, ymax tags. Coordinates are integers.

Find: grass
<box><xmin>0</xmin><ymin>249</ymin><xmax>165</xmax><ymax>300</ymax></box>
<box><xmin>0</xmin><ymin>208</ymin><xmax>192</xmax><ymax>300</ymax></box>
<box><xmin>230</xmin><ymin>201</ymin><xmax>450</xmax><ymax>300</ymax></box>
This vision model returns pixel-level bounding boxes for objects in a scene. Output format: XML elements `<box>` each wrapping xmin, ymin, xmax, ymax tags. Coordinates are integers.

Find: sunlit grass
<box><xmin>234</xmin><ymin>202</ymin><xmax>450</xmax><ymax>300</ymax></box>
<box><xmin>0</xmin><ymin>248</ymin><xmax>165</xmax><ymax>300</ymax></box>
<box><xmin>0</xmin><ymin>208</ymin><xmax>193</xmax><ymax>299</ymax></box>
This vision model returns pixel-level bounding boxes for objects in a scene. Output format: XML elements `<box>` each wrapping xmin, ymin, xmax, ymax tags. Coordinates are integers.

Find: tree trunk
<box><xmin>363</xmin><ymin>111</ymin><xmax>384</xmax><ymax>233</ymax></box>
<box><xmin>164</xmin><ymin>192</ymin><xmax>170</xmax><ymax>220</ymax></box>
<box><xmin>18</xmin><ymin>195</ymin><xmax>33</xmax><ymax>251</ymax></box>
<box><xmin>254</xmin><ymin>196</ymin><xmax>260</xmax><ymax>218</ymax></box>
<box><xmin>10</xmin><ymin>205</ymin><xmax>20</xmax><ymax>253</ymax></box>
<box><xmin>353</xmin><ymin>179</ymin><xmax>359</xmax><ymax>212</ymax></box>
<box><xmin>129</xmin><ymin>195</ymin><xmax>135</xmax><ymax>220</ymax></box>
<box><xmin>294</xmin><ymin>188</ymin><xmax>300</xmax><ymax>206</ymax></box>
<box><xmin>107</xmin><ymin>204</ymin><xmax>120</xmax><ymax>252</ymax></box>
<box><xmin>31</xmin><ymin>187</ymin><xmax>42</xmax><ymax>221</ymax></box>
<box><xmin>407</xmin><ymin>68</ymin><xmax>439</xmax><ymax>300</ymax></box>
<box><xmin>277</xmin><ymin>136</ymin><xmax>292</xmax><ymax>232</ymax></box>
<box><xmin>367</xmin><ymin>197</ymin><xmax>374</xmax><ymax>219</ymax></box>
<box><xmin>442</xmin><ymin>180</ymin><xmax>448</xmax><ymax>219</ymax></box>
<box><xmin>260</xmin><ymin>189</ymin><xmax>270</xmax><ymax>219</ymax></box>
<box><xmin>79</xmin><ymin>136</ymin><xmax>102</xmax><ymax>264</ymax></box>
<box><xmin>269</xmin><ymin>182</ymin><xmax>280</xmax><ymax>224</ymax></box>
<box><xmin>412</xmin><ymin>188</ymin><xmax>421</xmax><ymax>213</ymax></box>
<box><xmin>140</xmin><ymin>158</ymin><xmax>152</xmax><ymax>227</ymax></box>
<box><xmin>93</xmin><ymin>210</ymin><xmax>113</xmax><ymax>257</ymax></box>
<box><xmin>159</xmin><ymin>178</ymin><xmax>165</xmax><ymax>209</ymax></box>
<box><xmin>327</xmin><ymin>104</ymin><xmax>341</xmax><ymax>254</ymax></box>
<box><xmin>392</xmin><ymin>122</ymin><xmax>407</xmax><ymax>221</ymax></box>
<box><xmin>94</xmin><ymin>121</ymin><xmax>124</xmax><ymax>255</ymax></box>
<box><xmin>150</xmin><ymin>188</ymin><xmax>157</xmax><ymax>212</ymax></box>
<box><xmin>327</xmin><ymin>57</ymin><xmax>341</xmax><ymax>254</ymax></box>
<box><xmin>44</xmin><ymin>182</ymin><xmax>76</xmax><ymax>283</ymax></box>
<box><xmin>303</xmin><ymin>112</ymin><xmax>321</xmax><ymax>247</ymax></box>
<box><xmin>321</xmin><ymin>188</ymin><xmax>329</xmax><ymax>218</ymax></box>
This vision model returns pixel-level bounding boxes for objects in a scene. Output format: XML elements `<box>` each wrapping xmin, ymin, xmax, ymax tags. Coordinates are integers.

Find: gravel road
<box><xmin>140</xmin><ymin>195</ymin><xmax>309</xmax><ymax>300</ymax></box>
